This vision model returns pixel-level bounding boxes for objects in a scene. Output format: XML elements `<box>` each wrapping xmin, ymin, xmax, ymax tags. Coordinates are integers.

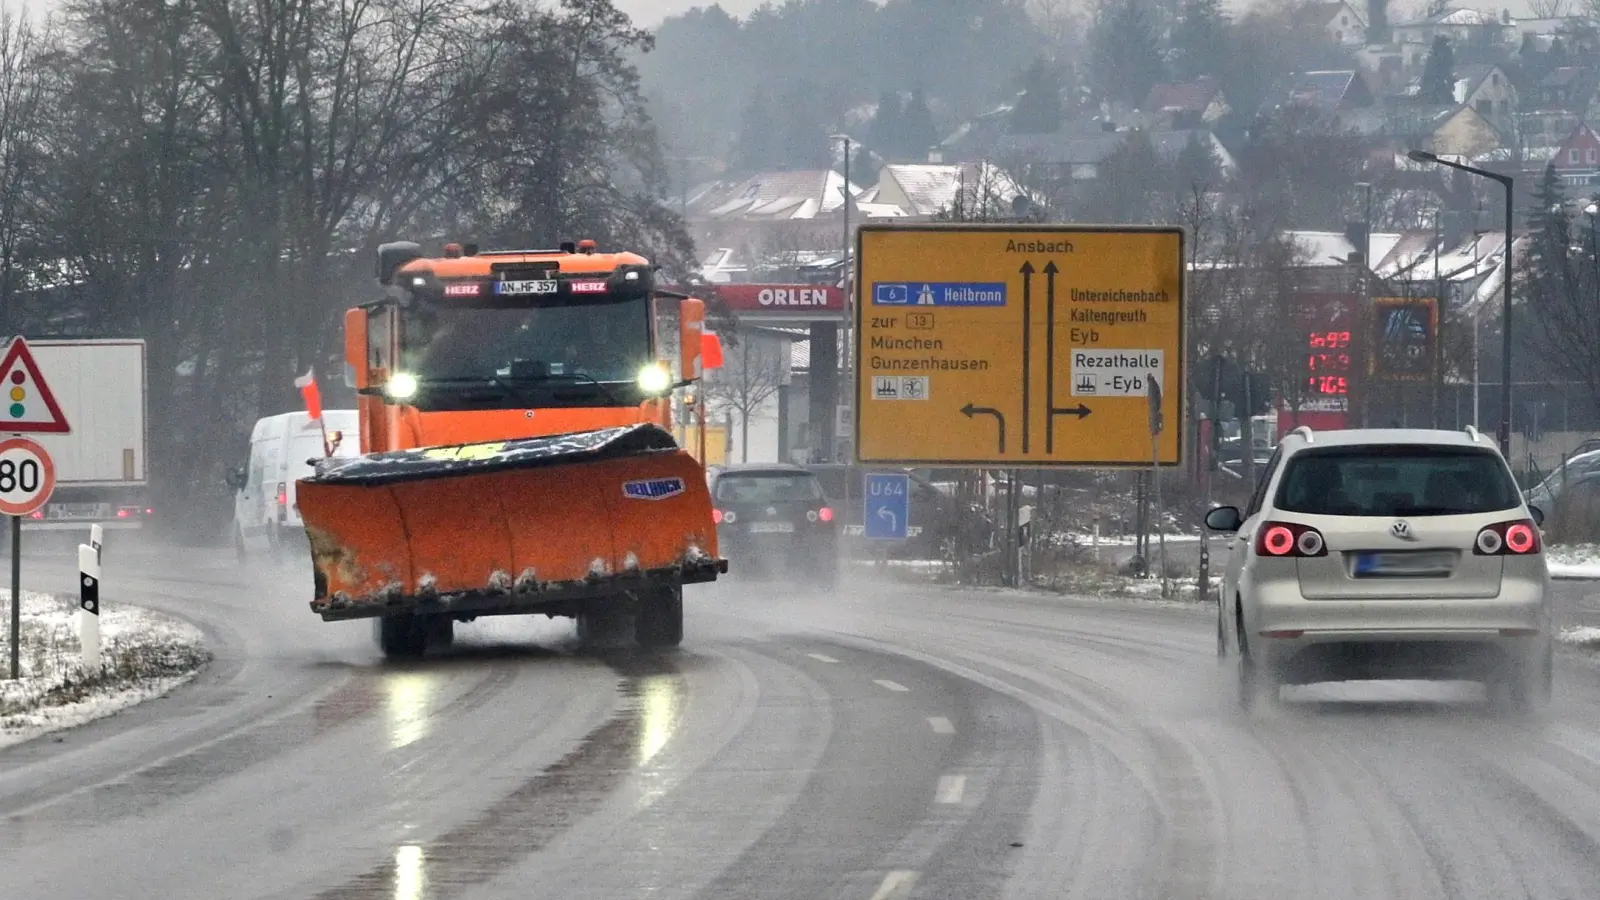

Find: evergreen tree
<box><xmin>1010</xmin><ymin>59</ymin><xmax>1064</xmax><ymax>134</ymax></box>
<box><xmin>1419</xmin><ymin>35</ymin><xmax>1455</xmax><ymax>104</ymax></box>
<box><xmin>868</xmin><ymin>90</ymin><xmax>904</xmax><ymax>158</ymax></box>
<box><xmin>1174</xmin><ymin>131</ymin><xmax>1221</xmax><ymax>189</ymax></box>
<box><xmin>899</xmin><ymin>89</ymin><xmax>939</xmax><ymax>160</ymax></box>
<box><xmin>732</xmin><ymin>81</ymin><xmax>833</xmax><ymax>172</ymax></box>
<box><xmin>1171</xmin><ymin>0</ymin><xmax>1230</xmax><ymax>81</ymax></box>
<box><xmin>1366</xmin><ymin>0</ymin><xmax>1389</xmax><ymax>44</ymax></box>
<box><xmin>1085</xmin><ymin>131</ymin><xmax>1167</xmax><ymax>223</ymax></box>
<box><xmin>1089</xmin><ymin>0</ymin><xmax>1166</xmax><ymax>107</ymax></box>
<box><xmin>733</xmin><ymin>86</ymin><xmax>777</xmax><ymax>172</ymax></box>
<box><xmin>1524</xmin><ymin>163</ymin><xmax>1569</xmax><ymax>280</ymax></box>
<box><xmin>1519</xmin><ymin>163</ymin><xmax>1571</xmax><ymax>343</ymax></box>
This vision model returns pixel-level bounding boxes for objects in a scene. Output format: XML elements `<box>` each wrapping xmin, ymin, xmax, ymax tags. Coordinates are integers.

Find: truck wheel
<box><xmin>374</xmin><ymin>614</ymin><xmax>428</xmax><ymax>660</ymax></box>
<box><xmin>635</xmin><ymin>584</ymin><xmax>684</xmax><ymax>650</ymax></box>
<box><xmin>424</xmin><ymin>614</ymin><xmax>454</xmax><ymax>651</ymax></box>
<box><xmin>576</xmin><ymin>605</ymin><xmax>630</xmax><ymax>649</ymax></box>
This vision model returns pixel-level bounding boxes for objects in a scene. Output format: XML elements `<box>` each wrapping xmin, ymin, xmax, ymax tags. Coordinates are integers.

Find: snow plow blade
<box><xmin>295</xmin><ymin>424</ymin><xmax>726</xmax><ymax>621</ymax></box>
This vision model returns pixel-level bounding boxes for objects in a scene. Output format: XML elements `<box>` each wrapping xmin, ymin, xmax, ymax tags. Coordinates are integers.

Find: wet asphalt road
<box><xmin>9</xmin><ymin>547</ymin><xmax>1600</xmax><ymax>898</ymax></box>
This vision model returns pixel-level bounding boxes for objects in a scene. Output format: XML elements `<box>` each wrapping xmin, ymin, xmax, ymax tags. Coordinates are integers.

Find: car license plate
<box><xmin>48</xmin><ymin>502</ymin><xmax>112</xmax><ymax>520</ymax></box>
<box><xmin>496</xmin><ymin>279</ymin><xmax>557</xmax><ymax>295</ymax></box>
<box><xmin>749</xmin><ymin>522</ymin><xmax>794</xmax><ymax>534</ymax></box>
<box><xmin>1353</xmin><ymin>550</ymin><xmax>1456</xmax><ymax>577</ymax></box>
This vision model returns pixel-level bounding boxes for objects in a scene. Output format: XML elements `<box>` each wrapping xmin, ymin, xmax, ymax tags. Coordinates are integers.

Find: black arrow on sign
<box><xmin>961</xmin><ymin>402</ymin><xmax>1007</xmax><ymax>454</ymax></box>
<box><xmin>1043</xmin><ymin>260</ymin><xmax>1068</xmax><ymax>452</ymax></box>
<box><xmin>1019</xmin><ymin>261</ymin><xmax>1033</xmax><ymax>454</ymax></box>
<box><xmin>1052</xmin><ymin>403</ymin><xmax>1092</xmax><ymax>420</ymax></box>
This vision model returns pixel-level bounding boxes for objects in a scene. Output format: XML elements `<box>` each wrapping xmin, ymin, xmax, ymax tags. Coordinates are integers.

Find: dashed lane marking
<box><xmin>928</xmin><ymin>716</ymin><xmax>955</xmax><ymax>734</ymax></box>
<box><xmin>807</xmin><ymin>652</ymin><xmax>839</xmax><ymax>663</ymax></box>
<box><xmin>874</xmin><ymin>679</ymin><xmax>909</xmax><ymax>692</ymax></box>
<box><xmin>936</xmin><ymin>774</ymin><xmax>966</xmax><ymax>804</ymax></box>
<box><xmin>868</xmin><ymin>870</ymin><xmax>919</xmax><ymax>900</ymax></box>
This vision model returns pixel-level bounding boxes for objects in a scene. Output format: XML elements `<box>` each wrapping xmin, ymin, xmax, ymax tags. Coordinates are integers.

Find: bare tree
<box><xmin>0</xmin><ymin>5</ymin><xmax>49</xmax><ymax>332</ymax></box>
<box><xmin>1029</xmin><ymin>0</ymin><xmax>1085</xmax><ymax>55</ymax></box>
<box><xmin>703</xmin><ymin>328</ymin><xmax>789</xmax><ymax>462</ymax></box>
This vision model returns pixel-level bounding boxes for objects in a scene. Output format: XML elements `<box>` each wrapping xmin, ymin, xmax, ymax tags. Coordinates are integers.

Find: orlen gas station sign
<box><xmin>712</xmin><ymin>284</ymin><xmax>847</xmax><ymax>320</ymax></box>
<box><xmin>658</xmin><ymin>283</ymin><xmax>847</xmax><ymax>323</ymax></box>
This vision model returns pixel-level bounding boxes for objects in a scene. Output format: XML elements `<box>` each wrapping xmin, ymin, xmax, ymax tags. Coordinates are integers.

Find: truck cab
<box><xmin>347</xmin><ymin>239</ymin><xmax>702</xmax><ymax>453</ymax></box>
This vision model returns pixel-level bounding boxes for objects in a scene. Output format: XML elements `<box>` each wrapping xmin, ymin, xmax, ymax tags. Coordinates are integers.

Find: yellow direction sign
<box><xmin>853</xmin><ymin>224</ymin><xmax>1185</xmax><ymax>467</ymax></box>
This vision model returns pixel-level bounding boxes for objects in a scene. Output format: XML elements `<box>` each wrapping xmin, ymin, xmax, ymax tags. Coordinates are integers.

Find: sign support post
<box><xmin>1149</xmin><ymin>374</ymin><xmax>1168</xmax><ymax>598</ymax></box>
<box><xmin>0</xmin><ymin>336</ymin><xmax>73</xmax><ymax>679</ymax></box>
<box><xmin>7</xmin><ymin>516</ymin><xmax>16</xmax><ymax>679</ymax></box>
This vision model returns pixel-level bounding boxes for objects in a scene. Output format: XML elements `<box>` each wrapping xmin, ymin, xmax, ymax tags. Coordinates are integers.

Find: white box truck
<box><xmin>23</xmin><ymin>339</ymin><xmax>149</xmax><ymax>532</ymax></box>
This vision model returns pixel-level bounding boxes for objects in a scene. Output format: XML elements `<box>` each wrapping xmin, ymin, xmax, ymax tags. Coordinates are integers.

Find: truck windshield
<box><xmin>401</xmin><ymin>295</ymin><xmax>652</xmax><ymax>385</ymax></box>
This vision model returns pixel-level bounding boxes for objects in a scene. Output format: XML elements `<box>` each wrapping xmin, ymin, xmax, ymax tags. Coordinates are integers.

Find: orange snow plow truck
<box><xmin>295</xmin><ymin>238</ymin><xmax>727</xmax><ymax>659</ymax></box>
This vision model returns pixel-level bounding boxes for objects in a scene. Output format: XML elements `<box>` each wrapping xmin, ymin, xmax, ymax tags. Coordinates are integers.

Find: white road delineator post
<box><xmin>78</xmin><ymin>543</ymin><xmax>100</xmax><ymax>672</ymax></box>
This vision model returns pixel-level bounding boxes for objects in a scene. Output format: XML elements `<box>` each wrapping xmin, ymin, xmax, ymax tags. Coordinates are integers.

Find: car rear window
<box><xmin>714</xmin><ymin>473</ymin><xmax>824</xmax><ymax>503</ymax></box>
<box><xmin>1273</xmin><ymin>446</ymin><xmax>1521</xmax><ymax>517</ymax></box>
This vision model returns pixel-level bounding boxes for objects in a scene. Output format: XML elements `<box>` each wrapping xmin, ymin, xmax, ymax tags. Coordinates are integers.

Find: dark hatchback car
<box><xmin>710</xmin><ymin>464</ymin><xmax>838</xmax><ymax>587</ymax></box>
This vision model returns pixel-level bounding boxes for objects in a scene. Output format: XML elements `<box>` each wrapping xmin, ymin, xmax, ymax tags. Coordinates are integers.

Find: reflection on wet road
<box><xmin>315</xmin><ymin>655</ymin><xmax>686</xmax><ymax>900</ymax></box>
<box><xmin>9</xmin><ymin>548</ymin><xmax>1600</xmax><ymax>899</ymax></box>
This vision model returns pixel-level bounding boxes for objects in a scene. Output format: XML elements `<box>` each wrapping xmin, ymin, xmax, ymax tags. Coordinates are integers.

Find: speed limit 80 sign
<box><xmin>0</xmin><ymin>436</ymin><xmax>55</xmax><ymax>517</ymax></box>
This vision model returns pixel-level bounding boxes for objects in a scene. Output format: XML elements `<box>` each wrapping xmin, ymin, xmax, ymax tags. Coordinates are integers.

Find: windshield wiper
<box><xmin>501</xmin><ymin>371</ymin><xmax>627</xmax><ymax>406</ymax></box>
<box><xmin>404</xmin><ymin>376</ymin><xmax>542</xmax><ymax>406</ymax></box>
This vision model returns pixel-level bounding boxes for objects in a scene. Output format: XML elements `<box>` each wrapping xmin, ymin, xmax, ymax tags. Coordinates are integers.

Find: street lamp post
<box><xmin>1408</xmin><ymin>149</ymin><xmax>1514</xmax><ymax>457</ymax></box>
<box><xmin>1354</xmin><ymin>180</ymin><xmax>1372</xmax><ymax>427</ymax></box>
<box><xmin>829</xmin><ymin>133</ymin><xmax>854</xmax><ymax>463</ymax></box>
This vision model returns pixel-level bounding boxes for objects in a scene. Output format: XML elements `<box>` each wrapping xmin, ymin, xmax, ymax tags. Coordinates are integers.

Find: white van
<box><xmin>229</xmin><ymin>410</ymin><xmax>360</xmax><ymax>561</ymax></box>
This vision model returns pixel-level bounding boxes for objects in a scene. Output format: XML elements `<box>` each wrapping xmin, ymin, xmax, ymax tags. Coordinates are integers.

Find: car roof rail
<box><xmin>1464</xmin><ymin>424</ymin><xmax>1484</xmax><ymax>444</ymax></box>
<box><xmin>1289</xmin><ymin>425</ymin><xmax>1314</xmax><ymax>444</ymax></box>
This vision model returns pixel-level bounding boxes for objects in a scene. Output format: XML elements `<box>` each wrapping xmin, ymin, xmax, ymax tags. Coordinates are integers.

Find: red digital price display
<box><xmin>1307</xmin><ymin>330</ymin><xmax>1351</xmax><ymax>395</ymax></box>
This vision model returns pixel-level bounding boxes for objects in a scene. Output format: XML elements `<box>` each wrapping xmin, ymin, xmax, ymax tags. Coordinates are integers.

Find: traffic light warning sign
<box><xmin>0</xmin><ymin>337</ymin><xmax>69</xmax><ymax>433</ymax></box>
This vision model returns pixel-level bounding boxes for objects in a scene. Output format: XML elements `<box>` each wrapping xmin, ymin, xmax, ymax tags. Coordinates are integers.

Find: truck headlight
<box><xmin>386</xmin><ymin>372</ymin><xmax>419</xmax><ymax>399</ymax></box>
<box><xmin>637</xmin><ymin>363</ymin><xmax>671</xmax><ymax>394</ymax></box>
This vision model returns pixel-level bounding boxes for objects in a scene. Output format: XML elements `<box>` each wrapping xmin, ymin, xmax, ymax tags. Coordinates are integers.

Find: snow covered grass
<box><xmin>1560</xmin><ymin>626</ymin><xmax>1600</xmax><ymax>650</ymax></box>
<box><xmin>1547</xmin><ymin>543</ymin><xmax>1600</xmax><ymax>579</ymax></box>
<box><xmin>0</xmin><ymin>590</ymin><xmax>210</xmax><ymax>749</ymax></box>
<box><xmin>852</xmin><ymin>556</ymin><xmax>1219</xmax><ymax>607</ymax></box>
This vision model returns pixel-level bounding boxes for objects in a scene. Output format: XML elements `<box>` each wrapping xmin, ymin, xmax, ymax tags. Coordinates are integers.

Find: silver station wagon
<box><xmin>1206</xmin><ymin>426</ymin><xmax>1553</xmax><ymax>713</ymax></box>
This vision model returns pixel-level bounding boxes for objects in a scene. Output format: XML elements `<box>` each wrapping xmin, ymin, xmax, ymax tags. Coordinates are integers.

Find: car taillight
<box><xmin>1474</xmin><ymin>519</ymin><xmax>1541</xmax><ymax>555</ymax></box>
<box><xmin>712</xmin><ymin>509</ymin><xmax>724</xmax><ymax>524</ymax></box>
<box><xmin>818</xmin><ymin>506</ymin><xmax>833</xmax><ymax>522</ymax></box>
<box><xmin>116</xmin><ymin>508</ymin><xmax>130</xmax><ymax>518</ymax></box>
<box><xmin>277</xmin><ymin>483</ymin><xmax>288</xmax><ymax>506</ymax></box>
<box><xmin>1255</xmin><ymin>522</ymin><xmax>1327</xmax><ymax>557</ymax></box>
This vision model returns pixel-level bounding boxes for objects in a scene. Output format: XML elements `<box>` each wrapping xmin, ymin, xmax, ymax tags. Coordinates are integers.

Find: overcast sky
<box><xmin>613</xmin><ymin>0</ymin><xmax>1546</xmax><ymax>28</ymax></box>
<box><xmin>614</xmin><ymin>0</ymin><xmax>754</xmax><ymax>25</ymax></box>
<box><xmin>11</xmin><ymin>0</ymin><xmax>1553</xmax><ymax>41</ymax></box>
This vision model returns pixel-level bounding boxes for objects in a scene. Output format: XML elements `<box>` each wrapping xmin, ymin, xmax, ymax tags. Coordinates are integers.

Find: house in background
<box><xmin>1140</xmin><ymin>77</ymin><xmax>1231</xmax><ymax>130</ymax></box>
<box><xmin>1296</xmin><ymin>0</ymin><xmax>1368</xmax><ymax>46</ymax></box>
